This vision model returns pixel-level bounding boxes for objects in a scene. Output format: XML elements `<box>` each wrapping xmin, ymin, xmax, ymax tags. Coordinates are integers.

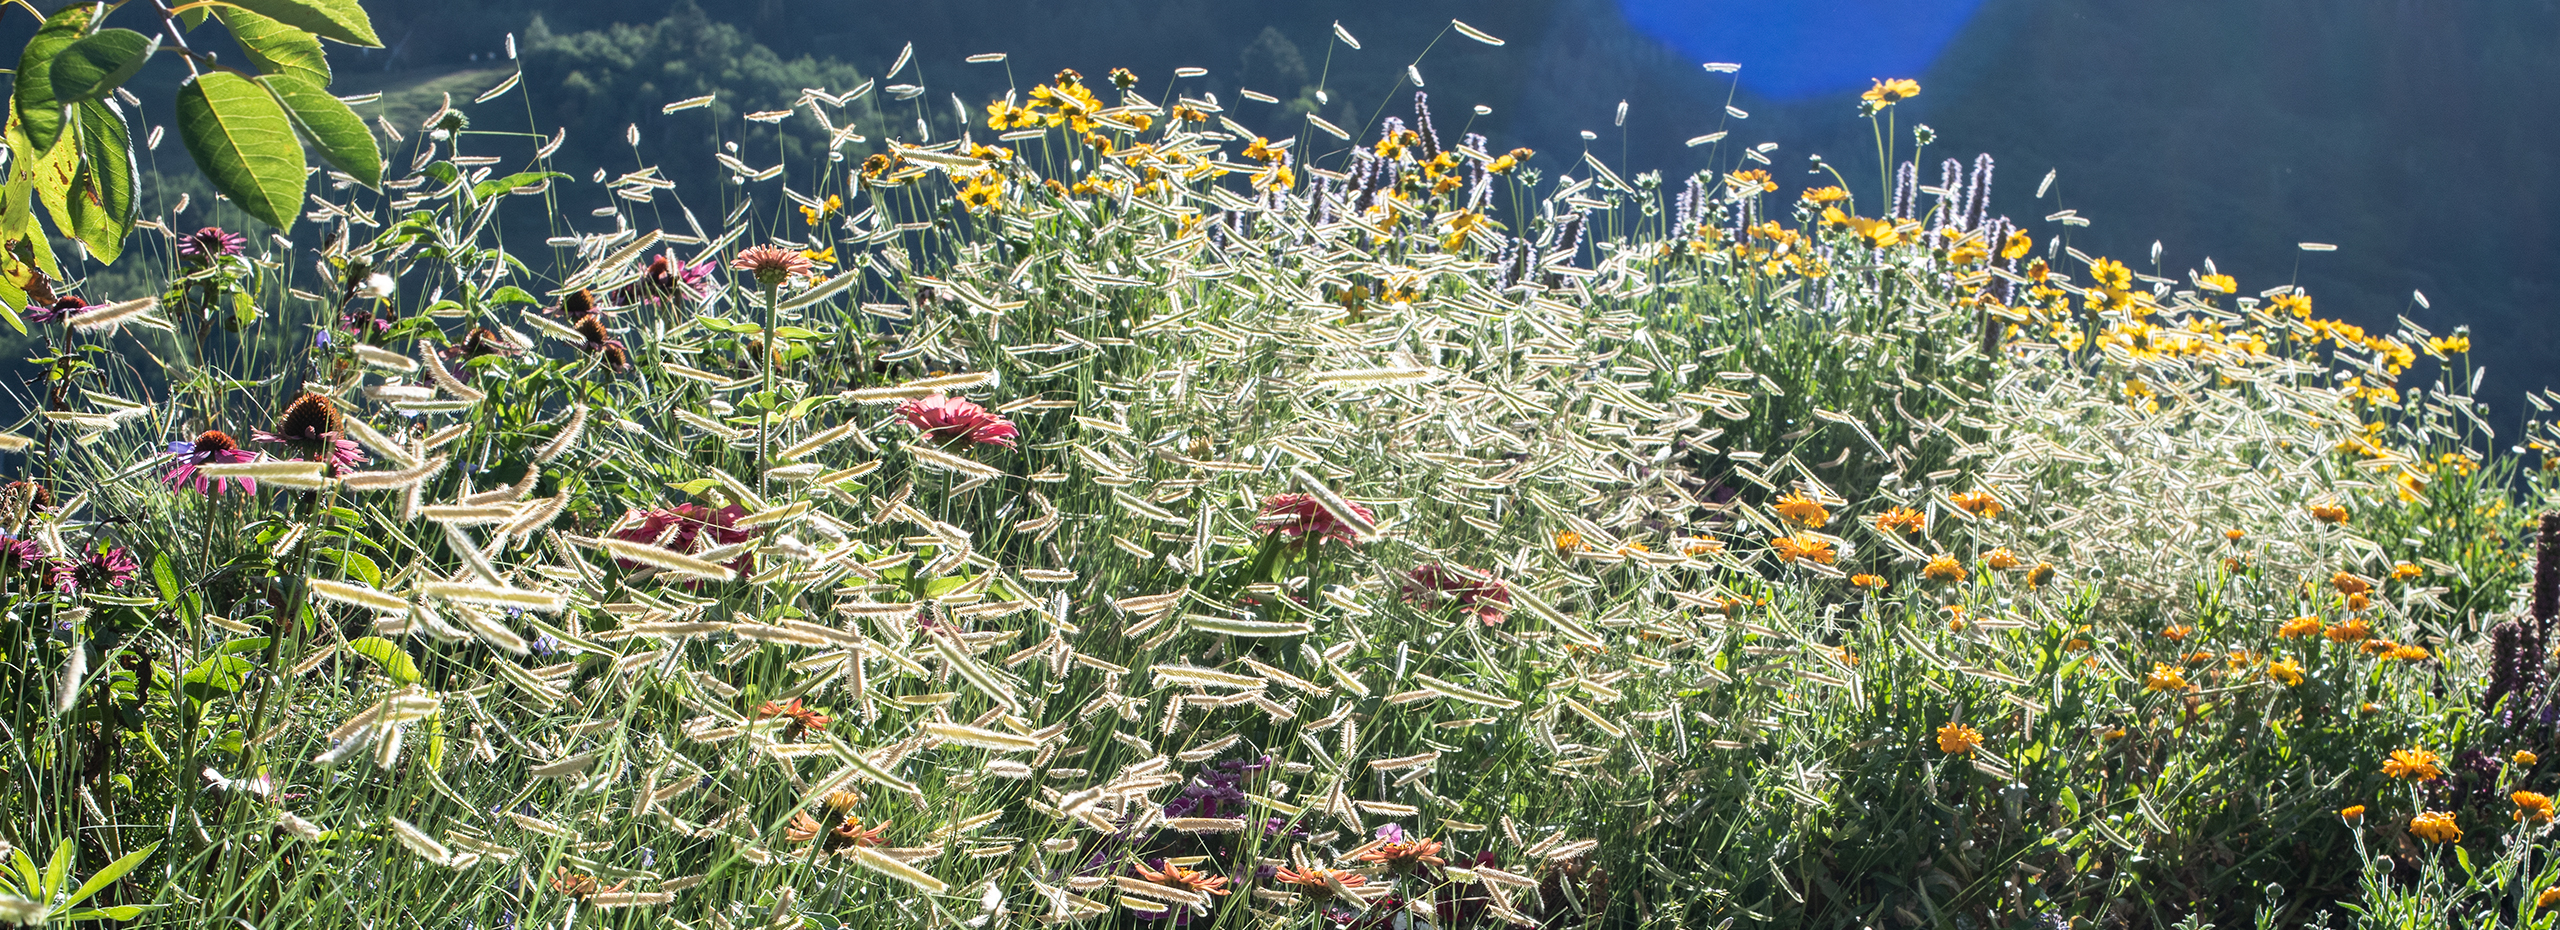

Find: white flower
<box><xmin>355</xmin><ymin>272</ymin><xmax>396</xmax><ymax>301</ymax></box>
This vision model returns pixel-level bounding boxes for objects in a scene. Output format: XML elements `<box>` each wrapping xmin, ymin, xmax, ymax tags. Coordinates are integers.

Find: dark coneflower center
<box><xmin>194</xmin><ymin>430</ymin><xmax>238</xmax><ymax>452</ymax></box>
<box><xmin>277</xmin><ymin>394</ymin><xmax>340</xmax><ymax>441</ymax></box>
<box><xmin>8</xmin><ymin>480</ymin><xmax>53</xmax><ymax>510</ymax></box>
<box><xmin>644</xmin><ymin>255</ymin><xmax>674</xmax><ymax>288</ymax></box>
<box><xmin>575</xmin><ymin>314</ymin><xmax>610</xmax><ymax>347</ymax></box>
<box><xmin>563</xmin><ymin>288</ymin><xmax>595</xmax><ymax>319</ymax></box>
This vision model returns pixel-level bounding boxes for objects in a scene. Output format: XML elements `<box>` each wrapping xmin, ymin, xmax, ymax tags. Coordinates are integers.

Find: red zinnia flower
<box><xmin>609</xmin><ymin>503</ymin><xmax>755</xmax><ymax>579</ymax></box>
<box><xmin>895</xmin><ymin>394</ymin><xmax>1018</xmax><ymax>448</ymax></box>
<box><xmin>1257</xmin><ymin>492</ymin><xmax>1372</xmax><ymax>545</ymax></box>
<box><xmin>1401</xmin><ymin>563</ymin><xmax>1512</xmax><ymax>626</ymax></box>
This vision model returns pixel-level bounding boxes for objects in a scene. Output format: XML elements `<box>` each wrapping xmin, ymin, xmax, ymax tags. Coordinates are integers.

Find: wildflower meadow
<box><xmin>4</xmin><ymin>3</ymin><xmax>2560</xmax><ymax>928</ymax></box>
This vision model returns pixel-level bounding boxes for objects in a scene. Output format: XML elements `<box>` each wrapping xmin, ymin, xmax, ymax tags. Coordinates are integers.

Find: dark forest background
<box><xmin>9</xmin><ymin>0</ymin><xmax>2554</xmax><ymax>424</ymax></box>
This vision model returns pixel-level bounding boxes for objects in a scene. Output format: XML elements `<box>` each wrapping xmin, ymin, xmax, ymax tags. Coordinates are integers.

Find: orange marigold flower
<box><xmin>1949</xmin><ymin>491</ymin><xmax>2004</xmax><ymax>519</ymax></box>
<box><xmin>1272</xmin><ymin>866</ymin><xmax>1369</xmax><ymax>899</ymax></box>
<box><xmin>1773</xmin><ymin>492</ymin><xmax>1830</xmax><ymax>528</ymax></box>
<box><xmin>1921</xmin><ymin>554</ymin><xmax>1967</xmax><ymax>584</ymax></box>
<box><xmin>1132</xmin><ymin>860</ymin><xmax>1233</xmax><ymax>897</ymax></box>
<box><xmin>2224</xmin><ymin>528</ymin><xmax>2247</xmax><ymax>541</ymax></box>
<box><xmin>2340</xmin><ymin>805</ymin><xmax>2365</xmax><ymax>822</ymax></box>
<box><xmin>1850</xmin><ymin>573</ymin><xmax>1888</xmax><ymax>590</ymax></box>
<box><xmin>1935</xmin><ymin>722</ymin><xmax>1983</xmax><ymax>754</ymax></box>
<box><xmin>2278</xmin><ymin>616</ymin><xmax>2325</xmax><ymax>639</ymax></box>
<box><xmin>2330</xmin><ymin>572</ymin><xmax>2373</xmax><ymax>597</ymax></box>
<box><xmin>1873</xmin><ymin>507</ymin><xmax>1926</xmax><ymax>534</ymax></box>
<box><xmin>2519</xmin><ymin>750</ymin><xmax>2541</xmax><ymax>766</ymax></box>
<box><xmin>1983</xmin><ymin>548</ymin><xmax>2022</xmax><ymax>571</ymax></box>
<box><xmin>2382</xmin><ymin>748</ymin><xmax>2443</xmax><ymax>781</ymax></box>
<box><xmin>2392</xmin><ymin>562</ymin><xmax>2422</xmax><ymax>581</ymax></box>
<box><xmin>1356</xmin><ymin>834</ymin><xmax>1447</xmax><ymax>872</ymax></box>
<box><xmin>2026</xmin><ymin>562</ymin><xmax>2056</xmax><ymax>590</ymax></box>
<box><xmin>1553</xmin><ymin>530</ymin><xmax>1585</xmax><ymax>554</ymax></box>
<box><xmin>550</xmin><ymin>866</ymin><xmax>630</xmax><ymax>899</ymax></box>
<box><xmin>2408</xmin><ymin>810</ymin><xmax>2461</xmax><ymax>844</ymax></box>
<box><xmin>2265</xmin><ymin>659</ymin><xmax>2304</xmax><ymax>686</ymax></box>
<box><xmin>755</xmin><ymin>698</ymin><xmax>831</xmax><ymax>740</ymax></box>
<box><xmin>1771</xmin><ymin>534</ymin><xmax>1837</xmax><ymax>564</ymax></box>
<box><xmin>2144</xmin><ymin>663</ymin><xmax>2188</xmax><ymax>692</ymax></box>
<box><xmin>2162</xmin><ymin>624</ymin><xmax>2194</xmax><ymax>642</ymax></box>
<box><xmin>2389</xmin><ymin>643</ymin><xmax>2430</xmax><ymax>662</ymax></box>
<box><xmin>2541</xmin><ymin>886</ymin><xmax>2560</xmax><ymax>909</ymax></box>
<box><xmin>2516</xmin><ymin>791</ymin><xmax>2555</xmax><ymax>824</ymax></box>
<box><xmin>2309</xmin><ymin>503</ymin><xmax>2350</xmax><ymax>524</ymax></box>
<box><xmin>2325</xmin><ymin>618</ymin><xmax>2373</xmax><ymax>642</ymax></box>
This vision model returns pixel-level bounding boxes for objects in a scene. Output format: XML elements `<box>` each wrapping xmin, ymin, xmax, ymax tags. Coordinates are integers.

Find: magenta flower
<box><xmin>1401</xmin><ymin>563</ymin><xmax>1512</xmax><ymax>626</ymax></box>
<box><xmin>164</xmin><ymin>430</ymin><xmax>259</xmax><ymax>495</ymax></box>
<box><xmin>610</xmin><ymin>503</ymin><xmax>756</xmax><ymax>580</ymax></box>
<box><xmin>56</xmin><ymin>545</ymin><xmax>138</xmax><ymax>593</ymax></box>
<box><xmin>0</xmin><ymin>534</ymin><xmax>49</xmax><ymax>579</ymax></box>
<box><xmin>27</xmin><ymin>297</ymin><xmax>86</xmax><ymax>324</ymax></box>
<box><xmin>896</xmin><ymin>394</ymin><xmax>1018</xmax><ymax>448</ymax></box>
<box><xmin>179</xmin><ymin>226</ymin><xmax>245</xmax><ymax>262</ymax></box>
<box><xmin>1256</xmin><ymin>493</ymin><xmax>1372</xmax><ymax>545</ymax></box>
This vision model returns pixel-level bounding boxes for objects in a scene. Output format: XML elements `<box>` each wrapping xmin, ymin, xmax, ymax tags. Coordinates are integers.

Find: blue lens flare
<box><xmin>1616</xmin><ymin>0</ymin><xmax>1988</xmax><ymax>100</ymax></box>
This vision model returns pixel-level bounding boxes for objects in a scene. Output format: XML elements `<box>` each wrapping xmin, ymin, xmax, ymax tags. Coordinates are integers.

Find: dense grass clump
<box><xmin>5</xmin><ymin>38</ymin><xmax>2560</xmax><ymax>930</ymax></box>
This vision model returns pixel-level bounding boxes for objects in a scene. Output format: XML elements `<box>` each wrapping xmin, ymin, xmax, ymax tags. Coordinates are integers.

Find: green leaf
<box><xmin>176</xmin><ymin>72</ymin><xmax>304</xmax><ymax>231</ymax></box>
<box><xmin>217</xmin><ymin>7</ymin><xmax>329</xmax><ymax>87</ymax></box>
<box><xmin>58</xmin><ymin>905</ymin><xmax>154</xmax><ymax>921</ymax></box>
<box><xmin>346</xmin><ymin>636</ymin><xmax>420</xmax><ymax>685</ymax></box>
<box><xmin>51</xmin><ymin>29</ymin><xmax>157</xmax><ymax>104</ymax></box>
<box><xmin>11</xmin><ymin>4</ymin><xmax>92</xmax><ymax>152</ymax></box>
<box><xmin>490</xmin><ymin>285</ymin><xmax>539</xmax><ymax>304</ymax></box>
<box><xmin>41</xmin><ymin>840</ymin><xmax>69</xmax><ymax>898</ymax></box>
<box><xmin>149</xmin><ymin>553</ymin><xmax>180</xmax><ymax>605</ymax></box>
<box><xmin>471</xmin><ymin>170</ymin><xmax>566</xmax><ymax>202</ymax></box>
<box><xmin>28</xmin><ymin>109</ymin><xmax>84</xmax><ymax>251</ymax></box>
<box><xmin>222</xmin><ymin>0</ymin><xmax>381</xmax><ymax>48</ymax></box>
<box><xmin>321</xmin><ymin>549</ymin><xmax>380</xmax><ymax>588</ymax></box>
<box><xmin>180</xmin><ymin>655</ymin><xmax>254</xmax><ymax>702</ymax></box>
<box><xmin>259</xmin><ymin>74</ymin><xmax>378</xmax><ymax>190</ymax></box>
<box><xmin>59</xmin><ymin>841</ymin><xmax>157</xmax><ymax>910</ymax></box>
<box><xmin>70</xmin><ymin>99</ymin><xmax>138</xmax><ymax>263</ymax></box>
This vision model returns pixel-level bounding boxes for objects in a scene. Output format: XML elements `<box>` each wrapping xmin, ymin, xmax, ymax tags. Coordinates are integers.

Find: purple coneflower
<box><xmin>617</xmin><ymin>251</ymin><xmax>714</xmax><ymax>305</ymax></box>
<box><xmin>0</xmin><ymin>534</ymin><xmax>48</xmax><ymax>578</ymax></box>
<box><xmin>179</xmin><ymin>226</ymin><xmax>245</xmax><ymax>262</ymax></box>
<box><xmin>252</xmin><ymin>393</ymin><xmax>368</xmax><ymax>474</ymax></box>
<box><xmin>164</xmin><ymin>430</ymin><xmax>259</xmax><ymax>495</ymax></box>
<box><xmin>896</xmin><ymin>394</ymin><xmax>1017</xmax><ymax>448</ymax></box>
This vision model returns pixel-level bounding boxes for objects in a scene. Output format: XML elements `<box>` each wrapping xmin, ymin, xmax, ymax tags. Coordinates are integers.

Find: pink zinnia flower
<box><xmin>1257</xmin><ymin>493</ymin><xmax>1372</xmax><ymax>545</ymax></box>
<box><xmin>733</xmin><ymin>244</ymin><xmax>814</xmax><ymax>288</ymax></box>
<box><xmin>1401</xmin><ymin>563</ymin><xmax>1512</xmax><ymax>626</ymax></box>
<box><xmin>610</xmin><ymin>503</ymin><xmax>756</xmax><ymax>580</ymax></box>
<box><xmin>896</xmin><ymin>394</ymin><xmax>1018</xmax><ymax>448</ymax></box>
<box><xmin>164</xmin><ymin>430</ymin><xmax>259</xmax><ymax>495</ymax></box>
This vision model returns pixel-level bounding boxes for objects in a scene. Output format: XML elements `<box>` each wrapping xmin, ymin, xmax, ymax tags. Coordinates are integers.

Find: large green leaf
<box><xmin>21</xmin><ymin>111</ymin><xmax>83</xmax><ymax>260</ymax></box>
<box><xmin>218</xmin><ymin>7</ymin><xmax>330</xmax><ymax>87</ymax></box>
<box><xmin>346</xmin><ymin>636</ymin><xmax>421</xmax><ymax>685</ymax></box>
<box><xmin>176</xmin><ymin>72</ymin><xmax>304</xmax><ymax>231</ymax></box>
<box><xmin>222</xmin><ymin>0</ymin><xmax>381</xmax><ymax>48</ymax></box>
<box><xmin>70</xmin><ymin>100</ymin><xmax>138</xmax><ymax>263</ymax></box>
<box><xmin>59</xmin><ymin>841</ymin><xmax>157</xmax><ymax>911</ymax></box>
<box><xmin>10</xmin><ymin>4</ymin><xmax>93</xmax><ymax>152</ymax></box>
<box><xmin>51</xmin><ymin>29</ymin><xmax>157</xmax><ymax>104</ymax></box>
<box><xmin>259</xmin><ymin>74</ymin><xmax>378</xmax><ymax>189</ymax></box>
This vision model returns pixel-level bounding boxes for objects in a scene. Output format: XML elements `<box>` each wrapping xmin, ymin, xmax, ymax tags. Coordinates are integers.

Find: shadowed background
<box><xmin>13</xmin><ymin>0</ymin><xmax>2553</xmax><ymax>424</ymax></box>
